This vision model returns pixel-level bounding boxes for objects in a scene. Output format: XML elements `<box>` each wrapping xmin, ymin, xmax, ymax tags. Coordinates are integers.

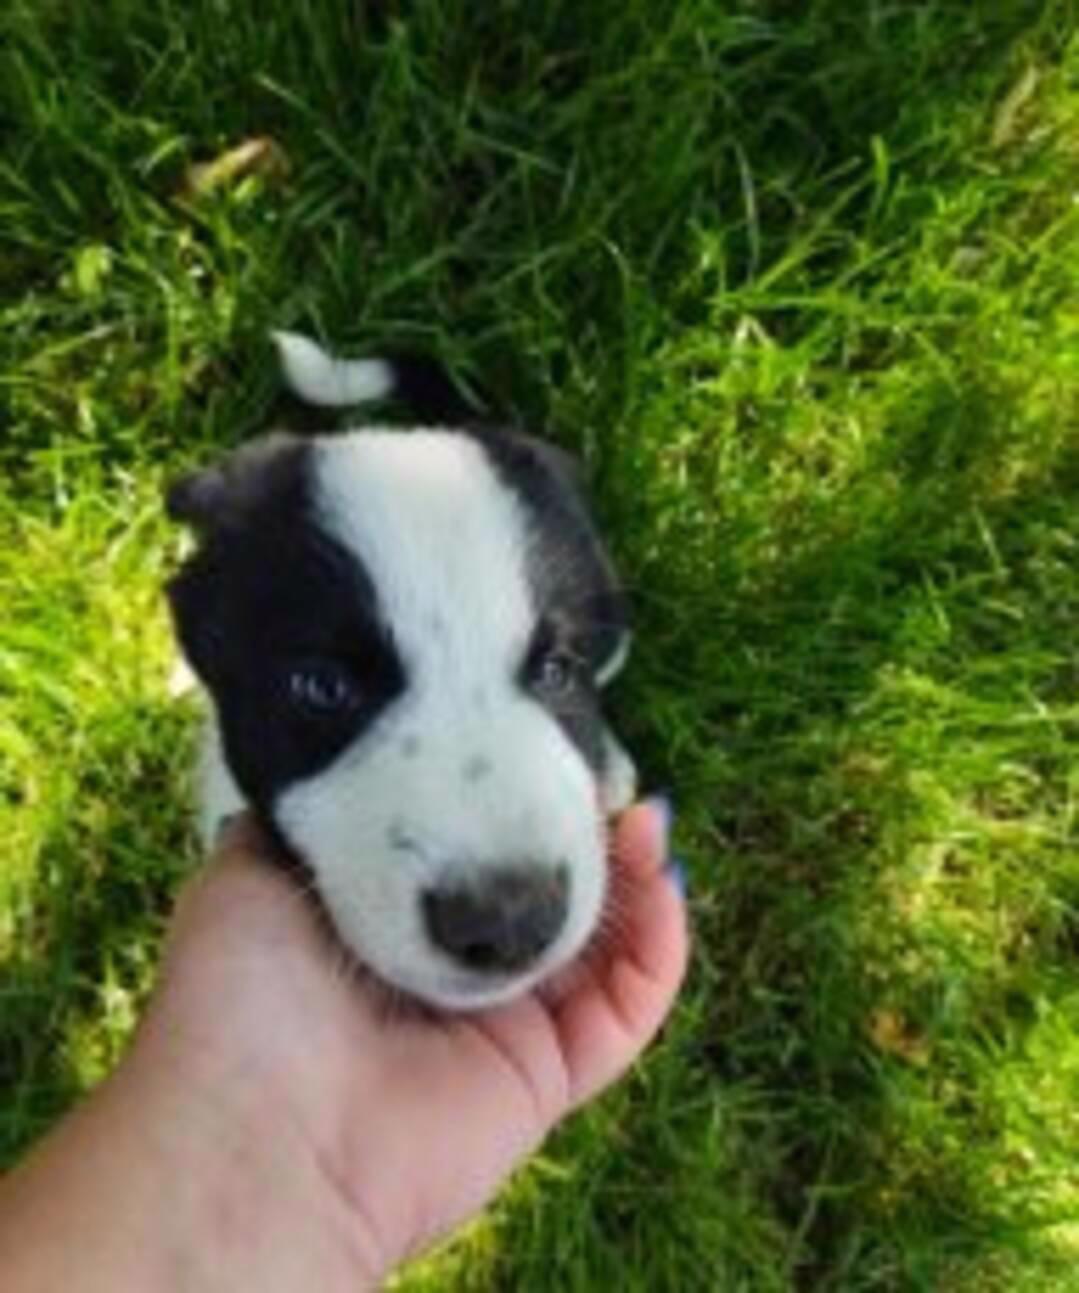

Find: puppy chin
<box><xmin>378</xmin><ymin>963</ymin><xmax>545</xmax><ymax>1013</ymax></box>
<box><xmin>374</xmin><ymin>910</ymin><xmax>606</xmax><ymax>1011</ymax></box>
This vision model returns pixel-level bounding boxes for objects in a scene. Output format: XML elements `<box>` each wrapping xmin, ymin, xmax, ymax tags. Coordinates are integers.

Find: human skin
<box><xmin>0</xmin><ymin>799</ymin><xmax>688</xmax><ymax>1290</ymax></box>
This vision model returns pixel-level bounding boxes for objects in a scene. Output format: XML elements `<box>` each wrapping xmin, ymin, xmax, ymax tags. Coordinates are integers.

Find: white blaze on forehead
<box><xmin>312</xmin><ymin>431</ymin><xmax>534</xmax><ymax>675</ymax></box>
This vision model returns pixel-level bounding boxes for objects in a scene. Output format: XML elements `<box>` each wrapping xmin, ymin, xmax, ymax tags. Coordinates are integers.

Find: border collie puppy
<box><xmin>166</xmin><ymin>333</ymin><xmax>636</xmax><ymax>1010</ymax></box>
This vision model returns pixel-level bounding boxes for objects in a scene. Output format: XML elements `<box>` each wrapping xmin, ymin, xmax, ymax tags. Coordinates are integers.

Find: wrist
<box><xmin>120</xmin><ymin>1022</ymin><xmax>391</xmax><ymax>1291</ymax></box>
<box><xmin>0</xmin><ymin>1028</ymin><xmax>387</xmax><ymax>1293</ymax></box>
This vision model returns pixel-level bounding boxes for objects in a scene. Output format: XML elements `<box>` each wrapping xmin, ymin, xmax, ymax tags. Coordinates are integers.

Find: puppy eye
<box><xmin>531</xmin><ymin>648</ymin><xmax>577</xmax><ymax>696</ymax></box>
<box><xmin>286</xmin><ymin>660</ymin><xmax>362</xmax><ymax>716</ymax></box>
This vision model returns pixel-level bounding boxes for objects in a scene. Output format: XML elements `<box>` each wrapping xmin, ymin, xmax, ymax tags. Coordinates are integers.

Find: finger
<box><xmin>543</xmin><ymin>801</ymin><xmax>667</xmax><ymax>1013</ymax></box>
<box><xmin>538</xmin><ymin>799</ymin><xmax>671</xmax><ymax>1008</ymax></box>
<box><xmin>553</xmin><ymin>805</ymin><xmax>689</xmax><ymax>1107</ymax></box>
<box><xmin>609</xmin><ymin>799</ymin><xmax>669</xmax><ymax>884</ymax></box>
<box><xmin>557</xmin><ymin>871</ymin><xmax>687</xmax><ymax>1106</ymax></box>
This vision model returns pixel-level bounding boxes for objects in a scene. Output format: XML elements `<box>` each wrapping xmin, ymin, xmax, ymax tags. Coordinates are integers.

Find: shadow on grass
<box><xmin>621</xmin><ymin>384</ymin><xmax>1079</xmax><ymax>1286</ymax></box>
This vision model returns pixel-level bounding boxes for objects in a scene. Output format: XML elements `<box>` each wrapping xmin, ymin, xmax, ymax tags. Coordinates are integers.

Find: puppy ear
<box><xmin>166</xmin><ymin>433</ymin><xmax>304</xmax><ymax>536</ymax></box>
<box><xmin>475</xmin><ymin>428</ymin><xmax>632</xmax><ymax>686</ymax></box>
<box><xmin>473</xmin><ymin>428</ymin><xmax>588</xmax><ymax>511</ymax></box>
<box><xmin>522</xmin><ymin>440</ymin><xmax>633</xmax><ymax>686</ymax></box>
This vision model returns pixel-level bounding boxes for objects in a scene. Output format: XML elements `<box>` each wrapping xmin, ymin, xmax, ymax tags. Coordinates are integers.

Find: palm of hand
<box><xmin>144</xmin><ymin>803</ymin><xmax>686</xmax><ymax>1273</ymax></box>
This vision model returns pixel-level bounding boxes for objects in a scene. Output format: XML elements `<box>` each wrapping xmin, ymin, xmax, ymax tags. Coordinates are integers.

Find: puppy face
<box><xmin>167</xmin><ymin>428</ymin><xmax>631</xmax><ymax>1009</ymax></box>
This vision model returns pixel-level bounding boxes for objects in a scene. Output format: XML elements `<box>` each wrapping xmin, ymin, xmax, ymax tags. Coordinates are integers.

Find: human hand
<box><xmin>137</xmin><ymin>799</ymin><xmax>687</xmax><ymax>1283</ymax></box>
<box><xmin>0</xmin><ymin>800</ymin><xmax>687</xmax><ymax>1293</ymax></box>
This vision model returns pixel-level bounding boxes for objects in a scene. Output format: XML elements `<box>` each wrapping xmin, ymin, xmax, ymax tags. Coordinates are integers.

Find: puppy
<box><xmin>166</xmin><ymin>333</ymin><xmax>637</xmax><ymax>1010</ymax></box>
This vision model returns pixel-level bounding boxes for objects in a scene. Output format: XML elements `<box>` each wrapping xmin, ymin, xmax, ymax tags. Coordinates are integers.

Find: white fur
<box><xmin>600</xmin><ymin>728</ymin><xmax>638</xmax><ymax>814</ymax></box>
<box><xmin>595</xmin><ymin>630</ymin><xmax>631</xmax><ymax>689</ymax></box>
<box><xmin>272</xmin><ymin>331</ymin><xmax>395</xmax><ymax>407</ymax></box>
<box><xmin>201</xmin><ymin>432</ymin><xmax>610</xmax><ymax>1010</ymax></box>
<box><xmin>198</xmin><ymin>721</ymin><xmax>245</xmax><ymax>841</ymax></box>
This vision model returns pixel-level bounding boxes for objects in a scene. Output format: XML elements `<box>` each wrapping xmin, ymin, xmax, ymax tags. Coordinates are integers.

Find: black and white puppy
<box><xmin>166</xmin><ymin>333</ymin><xmax>637</xmax><ymax>1011</ymax></box>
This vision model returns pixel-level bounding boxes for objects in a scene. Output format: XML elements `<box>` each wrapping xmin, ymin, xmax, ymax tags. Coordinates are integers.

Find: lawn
<box><xmin>3</xmin><ymin>0</ymin><xmax>1079</xmax><ymax>1287</ymax></box>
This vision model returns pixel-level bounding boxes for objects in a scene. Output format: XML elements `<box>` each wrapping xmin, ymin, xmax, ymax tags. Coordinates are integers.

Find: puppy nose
<box><xmin>422</xmin><ymin>866</ymin><xmax>569</xmax><ymax>973</ymax></box>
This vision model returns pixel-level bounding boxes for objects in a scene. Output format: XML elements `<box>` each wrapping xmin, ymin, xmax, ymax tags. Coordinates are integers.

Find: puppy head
<box><xmin>167</xmin><ymin>428</ymin><xmax>631</xmax><ymax>1009</ymax></box>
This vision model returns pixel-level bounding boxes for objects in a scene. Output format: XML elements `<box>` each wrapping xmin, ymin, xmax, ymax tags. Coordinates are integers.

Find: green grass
<box><xmin>3</xmin><ymin>0</ymin><xmax>1079</xmax><ymax>1287</ymax></box>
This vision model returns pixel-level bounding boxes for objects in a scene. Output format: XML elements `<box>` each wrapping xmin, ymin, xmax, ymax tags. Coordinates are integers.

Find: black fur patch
<box><xmin>167</xmin><ymin>439</ymin><xmax>405</xmax><ymax>814</ymax></box>
<box><xmin>475</xmin><ymin>430</ymin><xmax>629</xmax><ymax>674</ymax></box>
<box><xmin>474</xmin><ymin>428</ymin><xmax>630</xmax><ymax>774</ymax></box>
<box><xmin>379</xmin><ymin>351</ymin><xmax>481</xmax><ymax>425</ymax></box>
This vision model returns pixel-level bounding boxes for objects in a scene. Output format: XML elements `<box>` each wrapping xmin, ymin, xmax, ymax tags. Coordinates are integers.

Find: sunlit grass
<box><xmin>2</xmin><ymin>1</ymin><xmax>1078</xmax><ymax>1286</ymax></box>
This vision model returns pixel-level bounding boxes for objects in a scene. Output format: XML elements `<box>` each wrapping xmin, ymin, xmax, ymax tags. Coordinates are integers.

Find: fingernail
<box><xmin>666</xmin><ymin>856</ymin><xmax>687</xmax><ymax>898</ymax></box>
